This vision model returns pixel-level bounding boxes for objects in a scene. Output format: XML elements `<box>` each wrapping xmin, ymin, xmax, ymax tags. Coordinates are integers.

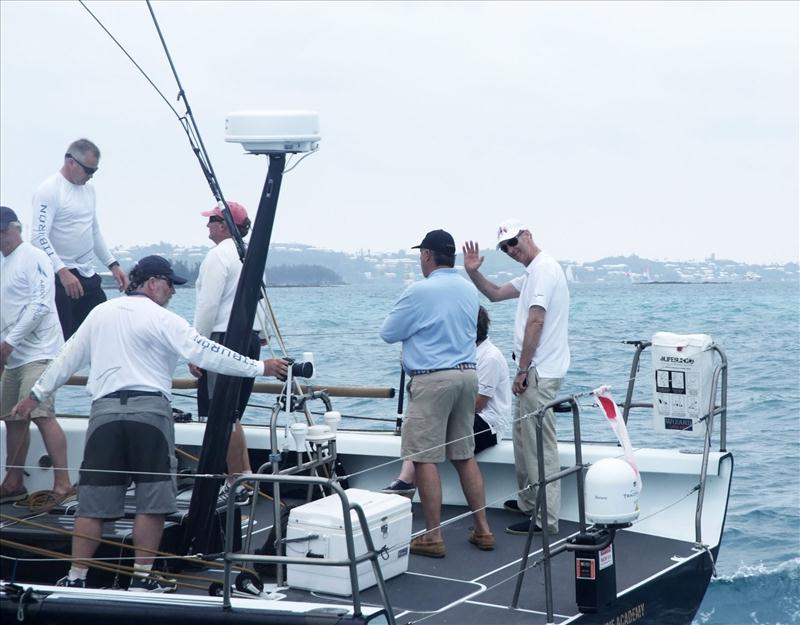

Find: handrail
<box><xmin>510</xmin><ymin>395</ymin><xmax>587</xmax><ymax>621</ymax></box>
<box><xmin>694</xmin><ymin>345</ymin><xmax>728</xmax><ymax>545</ymax></box>
<box><xmin>510</xmin><ymin>340</ymin><xmax>728</xmax><ymax>621</ymax></box>
<box><xmin>619</xmin><ymin>343</ymin><xmax>728</xmax><ymax>452</ymax></box>
<box><xmin>64</xmin><ymin>375</ymin><xmax>395</xmax><ymax>399</ymax></box>
<box><xmin>222</xmin><ymin>473</ymin><xmax>396</xmax><ymax>625</ymax></box>
<box><xmin>618</xmin><ymin>342</ymin><xmax>729</xmax><ymax>547</ymax></box>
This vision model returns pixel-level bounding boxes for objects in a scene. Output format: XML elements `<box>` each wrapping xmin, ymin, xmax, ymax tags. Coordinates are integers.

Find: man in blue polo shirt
<box><xmin>380</xmin><ymin>229</ymin><xmax>494</xmax><ymax>558</ymax></box>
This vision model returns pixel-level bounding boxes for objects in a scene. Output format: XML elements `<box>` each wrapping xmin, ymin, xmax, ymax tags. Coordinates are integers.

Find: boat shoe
<box><xmin>409</xmin><ymin>536</ymin><xmax>446</xmax><ymax>558</ymax></box>
<box><xmin>505</xmin><ymin>520</ymin><xmax>559</xmax><ymax>535</ymax></box>
<box><xmin>0</xmin><ymin>485</ymin><xmax>28</xmax><ymax>505</ymax></box>
<box><xmin>380</xmin><ymin>479</ymin><xmax>416</xmax><ymax>499</ymax></box>
<box><xmin>503</xmin><ymin>499</ymin><xmax>531</xmax><ymax>516</ymax></box>
<box><xmin>468</xmin><ymin>529</ymin><xmax>495</xmax><ymax>551</ymax></box>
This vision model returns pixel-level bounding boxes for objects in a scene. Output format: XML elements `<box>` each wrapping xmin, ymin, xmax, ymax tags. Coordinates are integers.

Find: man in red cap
<box><xmin>189</xmin><ymin>202</ymin><xmax>263</xmax><ymax>505</ymax></box>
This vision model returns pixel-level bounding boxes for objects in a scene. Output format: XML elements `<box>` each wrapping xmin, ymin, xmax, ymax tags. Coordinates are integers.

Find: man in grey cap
<box><xmin>463</xmin><ymin>220</ymin><xmax>570</xmax><ymax>536</ymax></box>
<box><xmin>381</xmin><ymin>229</ymin><xmax>494</xmax><ymax>558</ymax></box>
<box><xmin>0</xmin><ymin>206</ymin><xmax>72</xmax><ymax>508</ymax></box>
<box><xmin>13</xmin><ymin>254</ymin><xmax>289</xmax><ymax>592</ymax></box>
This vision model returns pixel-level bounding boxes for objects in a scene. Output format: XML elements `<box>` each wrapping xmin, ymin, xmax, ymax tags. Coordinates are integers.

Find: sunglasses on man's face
<box><xmin>66</xmin><ymin>153</ymin><xmax>98</xmax><ymax>176</ymax></box>
<box><xmin>207</xmin><ymin>216</ymin><xmax>225</xmax><ymax>224</ymax></box>
<box><xmin>153</xmin><ymin>275</ymin><xmax>174</xmax><ymax>288</ymax></box>
<box><xmin>499</xmin><ymin>236</ymin><xmax>519</xmax><ymax>254</ymax></box>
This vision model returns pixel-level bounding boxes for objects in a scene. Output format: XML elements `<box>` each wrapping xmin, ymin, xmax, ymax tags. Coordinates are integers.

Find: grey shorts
<box><xmin>0</xmin><ymin>360</ymin><xmax>56</xmax><ymax>421</ymax></box>
<box><xmin>401</xmin><ymin>368</ymin><xmax>478</xmax><ymax>463</ymax></box>
<box><xmin>77</xmin><ymin>395</ymin><xmax>177</xmax><ymax>519</ymax></box>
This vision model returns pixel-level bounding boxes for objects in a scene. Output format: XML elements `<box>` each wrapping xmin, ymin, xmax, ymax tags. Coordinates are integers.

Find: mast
<box><xmin>182</xmin><ymin>154</ymin><xmax>286</xmax><ymax>555</ymax></box>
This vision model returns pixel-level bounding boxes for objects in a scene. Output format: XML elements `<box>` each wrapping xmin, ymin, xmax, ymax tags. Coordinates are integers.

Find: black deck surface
<box><xmin>1</xmin><ymin>494</ymin><xmax>701</xmax><ymax>624</ymax></box>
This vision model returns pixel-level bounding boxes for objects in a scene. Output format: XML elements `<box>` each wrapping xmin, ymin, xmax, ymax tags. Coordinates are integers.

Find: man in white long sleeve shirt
<box><xmin>31</xmin><ymin>138</ymin><xmax>129</xmax><ymax>339</ymax></box>
<box><xmin>0</xmin><ymin>207</ymin><xmax>72</xmax><ymax>506</ymax></box>
<box><xmin>13</xmin><ymin>255</ymin><xmax>288</xmax><ymax>592</ymax></box>
<box><xmin>189</xmin><ymin>202</ymin><xmax>261</xmax><ymax>503</ymax></box>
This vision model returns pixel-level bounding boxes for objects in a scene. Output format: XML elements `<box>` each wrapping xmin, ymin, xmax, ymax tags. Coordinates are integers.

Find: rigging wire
<box><xmin>77</xmin><ymin>1</ymin><xmax>181</xmax><ymax>121</ymax></box>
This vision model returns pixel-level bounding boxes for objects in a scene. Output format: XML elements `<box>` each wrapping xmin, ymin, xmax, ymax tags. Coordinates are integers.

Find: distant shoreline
<box><xmin>634</xmin><ymin>281</ymin><xmax>733</xmax><ymax>285</ymax></box>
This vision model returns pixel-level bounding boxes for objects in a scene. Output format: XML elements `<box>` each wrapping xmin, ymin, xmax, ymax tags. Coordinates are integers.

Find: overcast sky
<box><xmin>1</xmin><ymin>1</ymin><xmax>797</xmax><ymax>264</ymax></box>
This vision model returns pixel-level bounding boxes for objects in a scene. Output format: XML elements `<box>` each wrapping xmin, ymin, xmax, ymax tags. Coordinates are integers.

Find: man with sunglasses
<box><xmin>31</xmin><ymin>138</ymin><xmax>128</xmax><ymax>340</ymax></box>
<box><xmin>189</xmin><ymin>202</ymin><xmax>261</xmax><ymax>506</ymax></box>
<box><xmin>463</xmin><ymin>219</ymin><xmax>570</xmax><ymax>537</ymax></box>
<box><xmin>13</xmin><ymin>254</ymin><xmax>289</xmax><ymax>592</ymax></box>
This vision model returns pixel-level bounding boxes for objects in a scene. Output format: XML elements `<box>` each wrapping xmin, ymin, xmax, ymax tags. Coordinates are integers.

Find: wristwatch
<box><xmin>108</xmin><ymin>261</ymin><xmax>120</xmax><ymax>270</ymax></box>
<box><xmin>28</xmin><ymin>390</ymin><xmax>40</xmax><ymax>402</ymax></box>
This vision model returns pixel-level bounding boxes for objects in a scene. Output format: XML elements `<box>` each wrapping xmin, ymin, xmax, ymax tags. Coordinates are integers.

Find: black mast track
<box><xmin>182</xmin><ymin>154</ymin><xmax>286</xmax><ymax>555</ymax></box>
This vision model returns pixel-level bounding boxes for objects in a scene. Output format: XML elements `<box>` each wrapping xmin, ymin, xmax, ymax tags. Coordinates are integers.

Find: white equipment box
<box><xmin>225</xmin><ymin>110</ymin><xmax>320</xmax><ymax>154</ymax></box>
<box><xmin>651</xmin><ymin>332</ymin><xmax>714</xmax><ymax>436</ymax></box>
<box><xmin>286</xmin><ymin>488</ymin><xmax>412</xmax><ymax>596</ymax></box>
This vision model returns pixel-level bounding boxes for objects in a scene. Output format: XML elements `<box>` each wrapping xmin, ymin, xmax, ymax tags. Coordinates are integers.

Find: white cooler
<box><xmin>286</xmin><ymin>488</ymin><xmax>412</xmax><ymax>595</ymax></box>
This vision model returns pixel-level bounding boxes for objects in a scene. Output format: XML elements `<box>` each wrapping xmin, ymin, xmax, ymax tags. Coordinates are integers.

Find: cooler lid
<box><xmin>288</xmin><ymin>488</ymin><xmax>411</xmax><ymax>530</ymax></box>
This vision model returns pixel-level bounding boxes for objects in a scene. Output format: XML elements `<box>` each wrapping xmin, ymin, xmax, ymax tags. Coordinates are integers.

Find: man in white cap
<box><xmin>189</xmin><ymin>201</ymin><xmax>262</xmax><ymax>505</ymax></box>
<box><xmin>13</xmin><ymin>254</ymin><xmax>288</xmax><ymax>592</ymax></box>
<box><xmin>463</xmin><ymin>220</ymin><xmax>570</xmax><ymax>536</ymax></box>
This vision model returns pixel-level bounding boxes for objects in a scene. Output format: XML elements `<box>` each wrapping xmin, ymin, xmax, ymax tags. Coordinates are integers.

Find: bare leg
<box><xmin>414</xmin><ymin>461</ymin><xmax>443</xmax><ymax>542</ymax></box>
<box><xmin>226</xmin><ymin>421</ymin><xmax>251</xmax><ymax>480</ymax></box>
<box><xmin>451</xmin><ymin>457</ymin><xmax>491</xmax><ymax>534</ymax></box>
<box><xmin>397</xmin><ymin>460</ymin><xmax>415</xmax><ymax>484</ymax></box>
<box><xmin>32</xmin><ymin>417</ymin><xmax>72</xmax><ymax>494</ymax></box>
<box><xmin>72</xmin><ymin>516</ymin><xmax>103</xmax><ymax>560</ymax></box>
<box><xmin>132</xmin><ymin>513</ymin><xmax>165</xmax><ymax>566</ymax></box>
<box><xmin>2</xmin><ymin>421</ymin><xmax>30</xmax><ymax>492</ymax></box>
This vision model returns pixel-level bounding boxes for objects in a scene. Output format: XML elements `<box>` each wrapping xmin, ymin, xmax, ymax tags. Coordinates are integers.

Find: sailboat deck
<box><xmin>1</xmin><ymin>493</ymin><xmax>706</xmax><ymax>624</ymax></box>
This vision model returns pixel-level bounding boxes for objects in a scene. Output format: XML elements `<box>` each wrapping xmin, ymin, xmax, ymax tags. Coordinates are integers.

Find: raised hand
<box><xmin>462</xmin><ymin>241</ymin><xmax>484</xmax><ymax>274</ymax></box>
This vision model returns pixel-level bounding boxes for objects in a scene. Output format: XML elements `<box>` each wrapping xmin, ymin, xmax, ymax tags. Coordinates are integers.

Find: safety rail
<box><xmin>223</xmin><ymin>473</ymin><xmax>396</xmax><ymax>625</ymax></box>
<box><xmin>510</xmin><ymin>395</ymin><xmax>587</xmax><ymax>620</ymax></box>
<box><xmin>619</xmin><ymin>341</ymin><xmax>728</xmax><ymax>544</ymax></box>
<box><xmin>620</xmin><ymin>341</ymin><xmax>728</xmax><ymax>452</ymax></box>
<box><xmin>511</xmin><ymin>342</ymin><xmax>729</xmax><ymax>622</ymax></box>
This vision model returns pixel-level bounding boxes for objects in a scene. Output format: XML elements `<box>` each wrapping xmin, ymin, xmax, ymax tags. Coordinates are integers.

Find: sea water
<box><xmin>57</xmin><ymin>279</ymin><xmax>799</xmax><ymax>624</ymax></box>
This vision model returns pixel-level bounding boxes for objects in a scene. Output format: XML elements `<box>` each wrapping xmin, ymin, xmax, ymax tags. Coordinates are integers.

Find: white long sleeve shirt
<box><xmin>194</xmin><ymin>238</ymin><xmax>261</xmax><ymax>338</ymax></box>
<box><xmin>194</xmin><ymin>239</ymin><xmax>239</xmax><ymax>337</ymax></box>
<box><xmin>31</xmin><ymin>172</ymin><xmax>116</xmax><ymax>277</ymax></box>
<box><xmin>31</xmin><ymin>294</ymin><xmax>263</xmax><ymax>403</ymax></box>
<box><xmin>0</xmin><ymin>242</ymin><xmax>64</xmax><ymax>368</ymax></box>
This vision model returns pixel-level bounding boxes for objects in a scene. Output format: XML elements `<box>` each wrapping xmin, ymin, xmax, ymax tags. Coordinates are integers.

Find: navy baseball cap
<box><xmin>411</xmin><ymin>229</ymin><xmax>456</xmax><ymax>255</ymax></box>
<box><xmin>134</xmin><ymin>255</ymin><xmax>187</xmax><ymax>285</ymax></box>
<box><xmin>0</xmin><ymin>206</ymin><xmax>19</xmax><ymax>230</ymax></box>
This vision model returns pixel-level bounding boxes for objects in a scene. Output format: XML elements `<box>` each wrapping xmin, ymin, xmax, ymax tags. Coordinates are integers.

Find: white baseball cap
<box><xmin>495</xmin><ymin>218</ymin><xmax>527</xmax><ymax>249</ymax></box>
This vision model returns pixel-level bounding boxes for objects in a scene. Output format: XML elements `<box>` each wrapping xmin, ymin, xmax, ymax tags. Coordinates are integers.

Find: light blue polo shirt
<box><xmin>380</xmin><ymin>268</ymin><xmax>478</xmax><ymax>373</ymax></box>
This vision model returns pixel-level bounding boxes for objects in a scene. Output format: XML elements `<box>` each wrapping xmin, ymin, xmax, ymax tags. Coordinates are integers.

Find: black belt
<box><xmin>101</xmin><ymin>390</ymin><xmax>164</xmax><ymax>405</ymax></box>
<box><xmin>409</xmin><ymin>363</ymin><xmax>476</xmax><ymax>377</ymax></box>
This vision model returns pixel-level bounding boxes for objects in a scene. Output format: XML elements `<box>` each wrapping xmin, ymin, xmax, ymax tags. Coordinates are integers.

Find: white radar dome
<box><xmin>584</xmin><ymin>457</ymin><xmax>642</xmax><ymax>525</ymax></box>
<box><xmin>225</xmin><ymin>110</ymin><xmax>321</xmax><ymax>154</ymax></box>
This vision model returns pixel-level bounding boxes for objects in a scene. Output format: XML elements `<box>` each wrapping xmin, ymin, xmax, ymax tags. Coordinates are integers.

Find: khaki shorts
<box><xmin>0</xmin><ymin>360</ymin><xmax>56</xmax><ymax>421</ymax></box>
<box><xmin>401</xmin><ymin>368</ymin><xmax>478</xmax><ymax>463</ymax></box>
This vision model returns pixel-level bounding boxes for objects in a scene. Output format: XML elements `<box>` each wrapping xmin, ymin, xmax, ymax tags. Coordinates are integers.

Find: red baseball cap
<box><xmin>201</xmin><ymin>201</ymin><xmax>249</xmax><ymax>226</ymax></box>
